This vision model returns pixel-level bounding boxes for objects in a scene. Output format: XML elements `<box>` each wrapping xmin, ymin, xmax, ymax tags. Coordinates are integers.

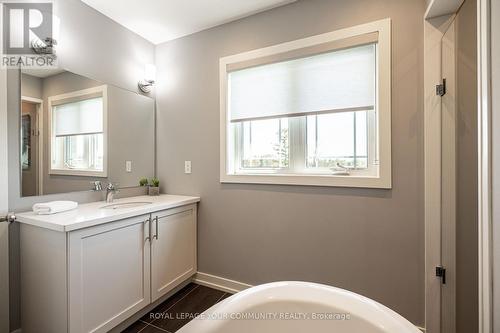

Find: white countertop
<box><xmin>16</xmin><ymin>194</ymin><xmax>200</xmax><ymax>232</ymax></box>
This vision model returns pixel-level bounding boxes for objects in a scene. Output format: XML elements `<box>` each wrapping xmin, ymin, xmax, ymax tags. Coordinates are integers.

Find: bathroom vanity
<box><xmin>16</xmin><ymin>195</ymin><xmax>200</xmax><ymax>333</ymax></box>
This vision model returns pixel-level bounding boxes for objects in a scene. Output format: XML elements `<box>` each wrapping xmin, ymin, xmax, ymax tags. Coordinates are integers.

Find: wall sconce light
<box><xmin>138</xmin><ymin>64</ymin><xmax>156</xmax><ymax>93</ymax></box>
<box><xmin>31</xmin><ymin>37</ymin><xmax>57</xmax><ymax>56</ymax></box>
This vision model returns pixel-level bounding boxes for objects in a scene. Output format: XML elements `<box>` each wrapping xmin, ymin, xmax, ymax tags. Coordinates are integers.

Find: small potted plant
<box><xmin>148</xmin><ymin>177</ymin><xmax>160</xmax><ymax>196</ymax></box>
<box><xmin>139</xmin><ymin>177</ymin><xmax>160</xmax><ymax>196</ymax></box>
<box><xmin>139</xmin><ymin>177</ymin><xmax>149</xmax><ymax>187</ymax></box>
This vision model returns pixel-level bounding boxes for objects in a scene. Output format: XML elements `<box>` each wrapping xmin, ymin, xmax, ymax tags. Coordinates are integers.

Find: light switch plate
<box><xmin>126</xmin><ymin>161</ymin><xmax>132</xmax><ymax>172</ymax></box>
<box><xmin>184</xmin><ymin>161</ymin><xmax>192</xmax><ymax>174</ymax></box>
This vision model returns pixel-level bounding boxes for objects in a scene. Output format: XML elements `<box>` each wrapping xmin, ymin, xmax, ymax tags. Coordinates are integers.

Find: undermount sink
<box><xmin>101</xmin><ymin>201</ymin><xmax>153</xmax><ymax>210</ymax></box>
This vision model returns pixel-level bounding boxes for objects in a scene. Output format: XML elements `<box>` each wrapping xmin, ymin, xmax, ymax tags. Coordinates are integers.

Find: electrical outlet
<box><xmin>184</xmin><ymin>161</ymin><xmax>192</xmax><ymax>174</ymax></box>
<box><xmin>126</xmin><ymin>161</ymin><xmax>132</xmax><ymax>172</ymax></box>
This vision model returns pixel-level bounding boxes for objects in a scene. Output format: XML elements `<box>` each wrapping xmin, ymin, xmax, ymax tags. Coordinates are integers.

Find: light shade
<box><xmin>144</xmin><ymin>64</ymin><xmax>156</xmax><ymax>82</ymax></box>
<box><xmin>228</xmin><ymin>43</ymin><xmax>376</xmax><ymax>122</ymax></box>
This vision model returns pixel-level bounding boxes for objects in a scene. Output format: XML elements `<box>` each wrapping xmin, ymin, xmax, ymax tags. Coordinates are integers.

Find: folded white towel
<box><xmin>32</xmin><ymin>201</ymin><xmax>78</xmax><ymax>215</ymax></box>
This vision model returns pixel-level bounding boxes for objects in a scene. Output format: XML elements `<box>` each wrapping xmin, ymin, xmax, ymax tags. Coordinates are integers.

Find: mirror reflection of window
<box><xmin>49</xmin><ymin>86</ymin><xmax>107</xmax><ymax>177</ymax></box>
<box><xmin>52</xmin><ymin>98</ymin><xmax>104</xmax><ymax>171</ymax></box>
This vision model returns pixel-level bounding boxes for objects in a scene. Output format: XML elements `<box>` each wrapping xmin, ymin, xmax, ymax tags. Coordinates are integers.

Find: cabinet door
<box><xmin>151</xmin><ymin>204</ymin><xmax>197</xmax><ymax>302</ymax></box>
<box><xmin>68</xmin><ymin>215</ymin><xmax>151</xmax><ymax>333</ymax></box>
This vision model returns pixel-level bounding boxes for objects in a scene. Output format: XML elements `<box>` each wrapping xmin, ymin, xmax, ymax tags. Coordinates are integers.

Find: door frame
<box><xmin>440</xmin><ymin>19</ymin><xmax>457</xmax><ymax>333</ymax></box>
<box><xmin>424</xmin><ymin>0</ymin><xmax>493</xmax><ymax>332</ymax></box>
<box><xmin>424</xmin><ymin>12</ymin><xmax>457</xmax><ymax>333</ymax></box>
<box><xmin>477</xmin><ymin>0</ymin><xmax>492</xmax><ymax>332</ymax></box>
<box><xmin>0</xmin><ymin>68</ymin><xmax>10</xmax><ymax>333</ymax></box>
<box><xmin>0</xmin><ymin>4</ymin><xmax>10</xmax><ymax>331</ymax></box>
<box><xmin>21</xmin><ymin>96</ymin><xmax>44</xmax><ymax>195</ymax></box>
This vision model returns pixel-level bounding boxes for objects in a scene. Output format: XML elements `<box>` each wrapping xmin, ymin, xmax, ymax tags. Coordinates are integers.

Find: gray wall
<box><xmin>455</xmin><ymin>0</ymin><xmax>478</xmax><ymax>332</ymax></box>
<box><xmin>9</xmin><ymin>0</ymin><xmax>155</xmax><ymax>210</ymax></box>
<box><xmin>107</xmin><ymin>85</ymin><xmax>155</xmax><ymax>189</ymax></box>
<box><xmin>155</xmin><ymin>0</ymin><xmax>425</xmax><ymax>326</ymax></box>
<box><xmin>54</xmin><ymin>0</ymin><xmax>155</xmax><ymax>95</ymax></box>
<box><xmin>7</xmin><ymin>0</ymin><xmax>155</xmax><ymax>330</ymax></box>
<box><xmin>20</xmin><ymin>74</ymin><xmax>42</xmax><ymax>99</ymax></box>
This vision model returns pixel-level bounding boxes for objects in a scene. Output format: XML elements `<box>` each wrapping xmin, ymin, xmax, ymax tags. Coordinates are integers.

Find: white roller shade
<box><xmin>228</xmin><ymin>43</ymin><xmax>376</xmax><ymax>122</ymax></box>
<box><xmin>53</xmin><ymin>97</ymin><xmax>103</xmax><ymax>136</ymax></box>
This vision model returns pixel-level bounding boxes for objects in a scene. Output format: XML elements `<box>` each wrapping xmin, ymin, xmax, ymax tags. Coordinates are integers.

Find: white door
<box><xmin>440</xmin><ymin>19</ymin><xmax>457</xmax><ymax>333</ymax></box>
<box><xmin>151</xmin><ymin>205</ymin><xmax>197</xmax><ymax>302</ymax></box>
<box><xmin>68</xmin><ymin>215</ymin><xmax>151</xmax><ymax>333</ymax></box>
<box><xmin>0</xmin><ymin>67</ymin><xmax>10</xmax><ymax>333</ymax></box>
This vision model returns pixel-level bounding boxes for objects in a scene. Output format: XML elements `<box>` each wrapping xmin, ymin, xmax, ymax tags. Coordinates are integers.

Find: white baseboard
<box><xmin>11</xmin><ymin>329</ymin><xmax>22</xmax><ymax>333</ymax></box>
<box><xmin>193</xmin><ymin>272</ymin><xmax>252</xmax><ymax>294</ymax></box>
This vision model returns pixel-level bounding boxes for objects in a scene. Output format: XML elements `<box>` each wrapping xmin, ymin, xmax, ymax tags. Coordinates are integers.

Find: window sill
<box><xmin>49</xmin><ymin>168</ymin><xmax>107</xmax><ymax>177</ymax></box>
<box><xmin>220</xmin><ymin>173</ymin><xmax>391</xmax><ymax>189</ymax></box>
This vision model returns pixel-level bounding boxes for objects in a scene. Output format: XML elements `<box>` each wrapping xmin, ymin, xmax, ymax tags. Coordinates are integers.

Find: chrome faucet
<box><xmin>92</xmin><ymin>180</ymin><xmax>103</xmax><ymax>191</ymax></box>
<box><xmin>106</xmin><ymin>183</ymin><xmax>118</xmax><ymax>203</ymax></box>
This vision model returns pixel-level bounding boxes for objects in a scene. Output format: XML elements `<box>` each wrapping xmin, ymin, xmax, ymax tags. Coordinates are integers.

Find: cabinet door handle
<box><xmin>144</xmin><ymin>218</ymin><xmax>151</xmax><ymax>242</ymax></box>
<box><xmin>153</xmin><ymin>216</ymin><xmax>159</xmax><ymax>240</ymax></box>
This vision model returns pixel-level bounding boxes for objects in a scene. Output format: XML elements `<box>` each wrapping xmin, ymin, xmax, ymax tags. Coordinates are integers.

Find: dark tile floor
<box><xmin>122</xmin><ymin>283</ymin><xmax>232</xmax><ymax>333</ymax></box>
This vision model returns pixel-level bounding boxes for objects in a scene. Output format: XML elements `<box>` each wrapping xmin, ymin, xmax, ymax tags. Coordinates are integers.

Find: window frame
<box><xmin>220</xmin><ymin>18</ymin><xmax>392</xmax><ymax>188</ymax></box>
<box><xmin>48</xmin><ymin>85</ymin><xmax>108</xmax><ymax>177</ymax></box>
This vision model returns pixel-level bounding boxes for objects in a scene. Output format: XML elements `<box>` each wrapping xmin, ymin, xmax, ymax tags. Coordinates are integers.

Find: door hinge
<box><xmin>436</xmin><ymin>266</ymin><xmax>446</xmax><ymax>284</ymax></box>
<box><xmin>436</xmin><ymin>79</ymin><xmax>446</xmax><ymax>96</ymax></box>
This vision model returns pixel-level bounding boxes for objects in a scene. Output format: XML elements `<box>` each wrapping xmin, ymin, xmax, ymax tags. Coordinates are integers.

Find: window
<box><xmin>220</xmin><ymin>19</ymin><xmax>391</xmax><ymax>188</ymax></box>
<box><xmin>306</xmin><ymin>111</ymin><xmax>374</xmax><ymax>171</ymax></box>
<box><xmin>49</xmin><ymin>86</ymin><xmax>107</xmax><ymax>177</ymax></box>
<box><xmin>240</xmin><ymin>118</ymin><xmax>289</xmax><ymax>169</ymax></box>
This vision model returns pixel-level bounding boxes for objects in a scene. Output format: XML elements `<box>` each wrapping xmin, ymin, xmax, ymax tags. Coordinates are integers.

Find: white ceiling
<box><xmin>81</xmin><ymin>0</ymin><xmax>297</xmax><ymax>45</ymax></box>
<box><xmin>22</xmin><ymin>68</ymin><xmax>65</xmax><ymax>78</ymax></box>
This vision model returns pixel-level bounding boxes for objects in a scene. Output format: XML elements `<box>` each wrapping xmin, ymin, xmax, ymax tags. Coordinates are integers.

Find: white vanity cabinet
<box><xmin>68</xmin><ymin>214</ymin><xmax>152</xmax><ymax>333</ymax></box>
<box><xmin>17</xmin><ymin>195</ymin><xmax>199</xmax><ymax>333</ymax></box>
<box><xmin>151</xmin><ymin>205</ymin><xmax>197</xmax><ymax>302</ymax></box>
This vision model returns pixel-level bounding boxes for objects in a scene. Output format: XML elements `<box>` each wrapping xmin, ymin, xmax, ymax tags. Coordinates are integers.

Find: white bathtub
<box><xmin>178</xmin><ymin>282</ymin><xmax>421</xmax><ymax>333</ymax></box>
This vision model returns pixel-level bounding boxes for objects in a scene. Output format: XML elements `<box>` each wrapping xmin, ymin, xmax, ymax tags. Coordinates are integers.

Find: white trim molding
<box><xmin>478</xmin><ymin>0</ymin><xmax>493</xmax><ymax>332</ymax></box>
<box><xmin>424</xmin><ymin>0</ymin><xmax>464</xmax><ymax>19</ymax></box>
<box><xmin>193</xmin><ymin>272</ymin><xmax>252</xmax><ymax>294</ymax></box>
<box><xmin>424</xmin><ymin>13</ymin><xmax>446</xmax><ymax>328</ymax></box>
<box><xmin>219</xmin><ymin>18</ymin><xmax>392</xmax><ymax>189</ymax></box>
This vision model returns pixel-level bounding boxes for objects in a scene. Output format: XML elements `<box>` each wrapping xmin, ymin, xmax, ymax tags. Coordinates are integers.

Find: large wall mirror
<box><xmin>19</xmin><ymin>69</ymin><xmax>155</xmax><ymax>197</ymax></box>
